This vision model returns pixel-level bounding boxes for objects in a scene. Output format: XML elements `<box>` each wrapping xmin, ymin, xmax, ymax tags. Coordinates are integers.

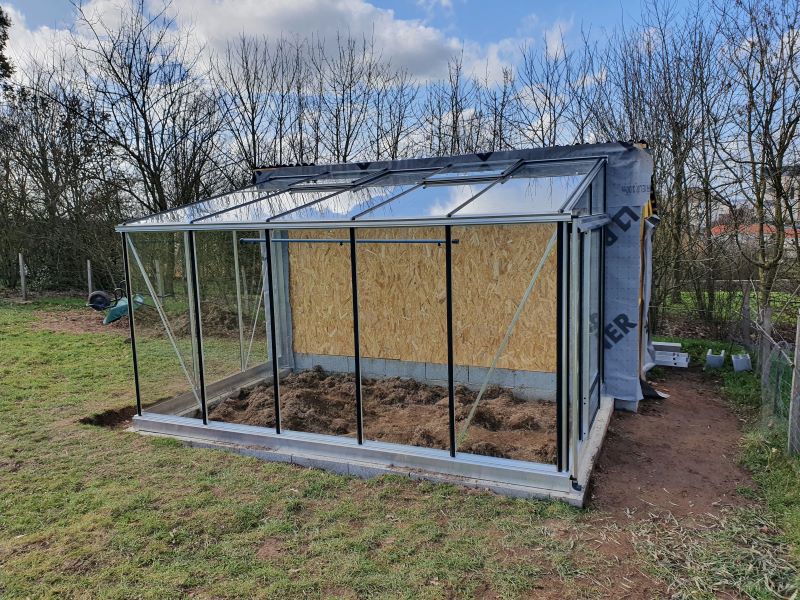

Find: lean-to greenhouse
<box><xmin>117</xmin><ymin>142</ymin><xmax>655</xmax><ymax>505</ymax></box>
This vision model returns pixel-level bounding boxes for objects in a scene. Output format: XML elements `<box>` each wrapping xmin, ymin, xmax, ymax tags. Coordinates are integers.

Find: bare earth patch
<box><xmin>30</xmin><ymin>309</ymin><xmax>127</xmax><ymax>335</ymax></box>
<box><xmin>209</xmin><ymin>365</ymin><xmax>557</xmax><ymax>462</ymax></box>
<box><xmin>574</xmin><ymin>369</ymin><xmax>770</xmax><ymax>599</ymax></box>
<box><xmin>256</xmin><ymin>537</ymin><xmax>284</xmax><ymax>562</ymax></box>
<box><xmin>591</xmin><ymin>370</ymin><xmax>754</xmax><ymax>518</ymax></box>
<box><xmin>79</xmin><ymin>406</ymin><xmax>137</xmax><ymax>429</ymax></box>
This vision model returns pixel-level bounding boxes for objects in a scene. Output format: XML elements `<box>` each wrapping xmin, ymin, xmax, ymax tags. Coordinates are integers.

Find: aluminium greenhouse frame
<box><xmin>117</xmin><ymin>143</ymin><xmax>654</xmax><ymax>506</ymax></box>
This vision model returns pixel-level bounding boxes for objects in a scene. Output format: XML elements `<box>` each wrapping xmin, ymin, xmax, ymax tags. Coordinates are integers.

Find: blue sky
<box><xmin>7</xmin><ymin>0</ymin><xmax>692</xmax><ymax>81</ymax></box>
<box><xmin>14</xmin><ymin>0</ymin><xmax>657</xmax><ymax>39</ymax></box>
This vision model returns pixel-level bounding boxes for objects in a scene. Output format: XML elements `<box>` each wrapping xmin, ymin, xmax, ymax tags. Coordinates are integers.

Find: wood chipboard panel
<box><xmin>287</xmin><ymin>224</ymin><xmax>557</xmax><ymax>372</ymax></box>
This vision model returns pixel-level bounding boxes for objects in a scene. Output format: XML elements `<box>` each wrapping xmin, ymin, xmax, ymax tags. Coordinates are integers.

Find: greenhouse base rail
<box><xmin>130</xmin><ymin>394</ymin><xmax>613</xmax><ymax>507</ymax></box>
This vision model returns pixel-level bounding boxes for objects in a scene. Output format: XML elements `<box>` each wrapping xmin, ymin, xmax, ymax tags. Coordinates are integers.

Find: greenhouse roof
<box><xmin>117</xmin><ymin>144</ymin><xmax>625</xmax><ymax>232</ymax></box>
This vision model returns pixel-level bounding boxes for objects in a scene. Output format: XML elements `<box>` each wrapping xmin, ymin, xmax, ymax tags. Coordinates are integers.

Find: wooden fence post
<box><xmin>741</xmin><ymin>285</ymin><xmax>751</xmax><ymax>348</ymax></box>
<box><xmin>789</xmin><ymin>309</ymin><xmax>800</xmax><ymax>454</ymax></box>
<box><xmin>87</xmin><ymin>259</ymin><xmax>93</xmax><ymax>294</ymax></box>
<box><xmin>18</xmin><ymin>253</ymin><xmax>27</xmax><ymax>301</ymax></box>
<box><xmin>760</xmin><ymin>307</ymin><xmax>773</xmax><ymax>389</ymax></box>
<box><xmin>759</xmin><ymin>307</ymin><xmax>774</xmax><ymax>427</ymax></box>
<box><xmin>154</xmin><ymin>259</ymin><xmax>164</xmax><ymax>300</ymax></box>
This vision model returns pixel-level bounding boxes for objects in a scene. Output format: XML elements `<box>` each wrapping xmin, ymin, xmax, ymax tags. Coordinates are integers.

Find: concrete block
<box><xmin>392</xmin><ymin>359</ymin><xmax>428</xmax><ymax>380</ymax></box>
<box><xmin>513</xmin><ymin>370</ymin><xmax>556</xmax><ymax>393</ymax></box>
<box><xmin>704</xmin><ymin>349</ymin><xmax>725</xmax><ymax>369</ymax></box>
<box><xmin>467</xmin><ymin>365</ymin><xmax>514</xmax><ymax>388</ymax></box>
<box><xmin>452</xmin><ymin>364</ymin><xmax>469</xmax><ymax>384</ymax></box>
<box><xmin>292</xmin><ymin>455</ymin><xmax>351</xmax><ymax>476</ymax></box>
<box><xmin>614</xmin><ymin>398</ymin><xmax>639</xmax><ymax>412</ymax></box>
<box><xmin>294</xmin><ymin>353</ymin><xmax>313</xmax><ymax>370</ymax></box>
<box><xmin>362</xmin><ymin>358</ymin><xmax>387</xmax><ymax>377</ymax></box>
<box><xmin>425</xmin><ymin>362</ymin><xmax>448</xmax><ymax>381</ymax></box>
<box><xmin>732</xmin><ymin>353</ymin><xmax>751</xmax><ymax>372</ymax></box>
<box><xmin>347</xmin><ymin>462</ymin><xmax>392</xmax><ymax>479</ymax></box>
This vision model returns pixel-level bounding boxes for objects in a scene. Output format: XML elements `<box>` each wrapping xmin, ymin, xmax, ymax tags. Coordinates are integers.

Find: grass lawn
<box><xmin>661</xmin><ymin>290</ymin><xmax>799</xmax><ymax>328</ymax></box>
<box><xmin>0</xmin><ymin>299</ymin><xmax>798</xmax><ymax>598</ymax></box>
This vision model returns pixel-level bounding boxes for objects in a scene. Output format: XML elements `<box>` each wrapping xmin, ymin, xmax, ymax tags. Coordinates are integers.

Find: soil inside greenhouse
<box><xmin>208</xmin><ymin>365</ymin><xmax>557</xmax><ymax>463</ymax></box>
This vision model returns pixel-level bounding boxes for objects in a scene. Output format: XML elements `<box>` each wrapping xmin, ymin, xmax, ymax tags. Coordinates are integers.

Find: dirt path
<box><xmin>591</xmin><ymin>369</ymin><xmax>753</xmax><ymax>518</ymax></box>
<box><xmin>30</xmin><ymin>309</ymin><xmax>128</xmax><ymax>335</ymax></box>
<box><xmin>566</xmin><ymin>369</ymin><xmax>757</xmax><ymax>599</ymax></box>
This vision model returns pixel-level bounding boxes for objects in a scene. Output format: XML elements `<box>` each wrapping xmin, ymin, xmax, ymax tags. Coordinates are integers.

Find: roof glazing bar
<box><xmin>558</xmin><ymin>159</ymin><xmax>604</xmax><ymax>213</ymax></box>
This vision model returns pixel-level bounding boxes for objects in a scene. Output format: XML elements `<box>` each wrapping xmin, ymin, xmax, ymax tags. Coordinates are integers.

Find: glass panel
<box><xmin>587</xmin><ymin>229</ymin><xmax>602</xmax><ymax>428</ymax></box>
<box><xmin>204</xmin><ymin>231</ymin><xmax>277</xmax><ymax>428</ymax></box>
<box><xmin>127</xmin><ymin>232</ymin><xmax>202</xmax><ymax>419</ymax></box>
<box><xmin>424</xmin><ymin>162</ymin><xmax>513</xmax><ymax>181</ymax></box>
<box><xmin>274</xmin><ymin>229</ymin><xmax>357</xmax><ymax>437</ymax></box>
<box><xmin>272</xmin><ymin>183</ymin><xmax>416</xmax><ymax>221</ymax></box>
<box><xmin>454</xmin><ymin>174</ymin><xmax>585</xmax><ymax>217</ymax></box>
<box><xmin>237</xmin><ymin>232</ymin><xmax>271</xmax><ymax>372</ymax></box>
<box><xmin>358</xmin><ymin>182</ymin><xmax>490</xmax><ymax>220</ymax></box>
<box><xmin>356</xmin><ymin>227</ymin><xmax>448</xmax><ymax>450</ymax></box>
<box><xmin>194</xmin><ymin>231</ymin><xmax>273</xmax><ymax>427</ymax></box>
<box><xmin>452</xmin><ymin>223</ymin><xmax>559</xmax><ymax>464</ymax></box>
<box><xmin>287</xmin><ymin>173</ymin><xmax>366</xmax><ymax>190</ymax></box>
<box><xmin>129</xmin><ymin>187</ymin><xmax>273</xmax><ymax>226</ymax></box>
<box><xmin>199</xmin><ymin>190</ymin><xmax>331</xmax><ymax>224</ymax></box>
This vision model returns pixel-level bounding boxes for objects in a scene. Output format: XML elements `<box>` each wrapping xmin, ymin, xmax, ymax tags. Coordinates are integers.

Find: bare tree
<box><xmin>712</xmin><ymin>0</ymin><xmax>800</xmax><ymax>307</ymax></box>
<box><xmin>213</xmin><ymin>35</ymin><xmax>277</xmax><ymax>176</ymax></box>
<box><xmin>73</xmin><ymin>0</ymin><xmax>222</xmax><ymax>216</ymax></box>
<box><xmin>515</xmin><ymin>35</ymin><xmax>574</xmax><ymax>147</ymax></box>
<box><xmin>312</xmin><ymin>34</ymin><xmax>379</xmax><ymax>162</ymax></box>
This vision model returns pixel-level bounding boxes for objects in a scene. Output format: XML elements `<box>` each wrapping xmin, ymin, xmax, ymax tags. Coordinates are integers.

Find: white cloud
<box><xmin>544</xmin><ymin>17</ymin><xmax>573</xmax><ymax>58</ymax></box>
<box><xmin>4</xmin><ymin>0</ymin><xmax>573</xmax><ymax>88</ymax></box>
<box><xmin>163</xmin><ymin>0</ymin><xmax>464</xmax><ymax>80</ymax></box>
<box><xmin>5</xmin><ymin>4</ymin><xmax>73</xmax><ymax>70</ymax></box>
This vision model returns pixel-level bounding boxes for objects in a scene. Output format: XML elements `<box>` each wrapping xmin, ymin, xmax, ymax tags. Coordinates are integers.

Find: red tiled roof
<box><xmin>711</xmin><ymin>223</ymin><xmax>799</xmax><ymax>237</ymax></box>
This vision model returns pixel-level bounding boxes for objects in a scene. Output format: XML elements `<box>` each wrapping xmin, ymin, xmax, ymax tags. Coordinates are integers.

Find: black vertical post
<box><xmin>445</xmin><ymin>226</ymin><xmax>456</xmax><ymax>458</ymax></box>
<box><xmin>122</xmin><ymin>233</ymin><xmax>142</xmax><ymax>417</ymax></box>
<box><xmin>578</xmin><ymin>233</ymin><xmax>584</xmax><ymax>440</ymax></box>
<box><xmin>187</xmin><ymin>231</ymin><xmax>208</xmax><ymax>425</ymax></box>
<box><xmin>349</xmin><ymin>228</ymin><xmax>364</xmax><ymax>444</ymax></box>
<box><xmin>555</xmin><ymin>225</ymin><xmax>564</xmax><ymax>471</ymax></box>
<box><xmin>264</xmin><ymin>229</ymin><xmax>282</xmax><ymax>433</ymax></box>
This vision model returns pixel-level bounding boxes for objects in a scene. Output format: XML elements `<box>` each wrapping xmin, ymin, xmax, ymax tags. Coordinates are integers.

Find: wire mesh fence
<box><xmin>5</xmin><ymin>252</ymin><xmax>124</xmax><ymax>301</ymax></box>
<box><xmin>652</xmin><ymin>290</ymin><xmax>800</xmax><ymax>455</ymax></box>
<box><xmin>745</xmin><ymin>309</ymin><xmax>798</xmax><ymax>454</ymax></box>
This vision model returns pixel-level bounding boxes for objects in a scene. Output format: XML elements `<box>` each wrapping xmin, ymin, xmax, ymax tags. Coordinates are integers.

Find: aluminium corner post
<box><xmin>568</xmin><ymin>222</ymin><xmax>581</xmax><ymax>479</ymax></box>
<box><xmin>598</xmin><ymin>227</ymin><xmax>606</xmax><ymax>396</ymax></box>
<box><xmin>232</xmin><ymin>231</ymin><xmax>246</xmax><ymax>372</ymax></box>
<box><xmin>445</xmin><ymin>225</ymin><xmax>456</xmax><ymax>458</ymax></box>
<box><xmin>349</xmin><ymin>228</ymin><xmax>364</xmax><ymax>444</ymax></box>
<box><xmin>122</xmin><ymin>233</ymin><xmax>142</xmax><ymax>417</ymax></box>
<box><xmin>556</xmin><ymin>223</ymin><xmax>566</xmax><ymax>471</ymax></box>
<box><xmin>186</xmin><ymin>231</ymin><xmax>208</xmax><ymax>425</ymax></box>
<box><xmin>581</xmin><ymin>231</ymin><xmax>591</xmax><ymax>440</ymax></box>
<box><xmin>264</xmin><ymin>229</ymin><xmax>282</xmax><ymax>433</ymax></box>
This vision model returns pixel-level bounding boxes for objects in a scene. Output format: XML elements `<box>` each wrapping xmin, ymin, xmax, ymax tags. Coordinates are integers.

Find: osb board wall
<box><xmin>287</xmin><ymin>224</ymin><xmax>557</xmax><ymax>372</ymax></box>
<box><xmin>285</xmin><ymin>229</ymin><xmax>354</xmax><ymax>356</ymax></box>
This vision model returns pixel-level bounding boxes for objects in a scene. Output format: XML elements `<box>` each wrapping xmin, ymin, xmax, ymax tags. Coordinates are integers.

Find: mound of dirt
<box><xmin>209</xmin><ymin>366</ymin><xmax>556</xmax><ymax>463</ymax></box>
